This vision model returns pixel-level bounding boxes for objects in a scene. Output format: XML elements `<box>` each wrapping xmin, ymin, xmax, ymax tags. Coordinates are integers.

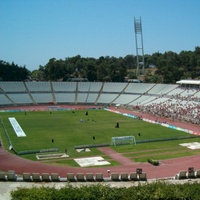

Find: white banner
<box><xmin>112</xmin><ymin>136</ymin><xmax>134</xmax><ymax>140</ymax></box>
<box><xmin>9</xmin><ymin>117</ymin><xmax>26</xmax><ymax>137</ymax></box>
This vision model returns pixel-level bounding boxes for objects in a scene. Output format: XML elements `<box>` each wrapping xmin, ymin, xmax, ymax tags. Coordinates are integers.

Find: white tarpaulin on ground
<box><xmin>180</xmin><ymin>142</ymin><xmax>200</xmax><ymax>150</ymax></box>
<box><xmin>74</xmin><ymin>156</ymin><xmax>110</xmax><ymax>167</ymax></box>
<box><xmin>76</xmin><ymin>148</ymin><xmax>91</xmax><ymax>152</ymax></box>
<box><xmin>8</xmin><ymin>117</ymin><xmax>26</xmax><ymax>137</ymax></box>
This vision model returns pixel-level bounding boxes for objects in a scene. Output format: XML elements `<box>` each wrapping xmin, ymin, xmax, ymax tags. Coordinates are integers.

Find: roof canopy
<box><xmin>176</xmin><ymin>80</ymin><xmax>200</xmax><ymax>85</ymax></box>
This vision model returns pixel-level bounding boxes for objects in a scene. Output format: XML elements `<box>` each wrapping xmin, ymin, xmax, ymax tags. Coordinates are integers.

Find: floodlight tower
<box><xmin>134</xmin><ymin>17</ymin><xmax>145</xmax><ymax>76</ymax></box>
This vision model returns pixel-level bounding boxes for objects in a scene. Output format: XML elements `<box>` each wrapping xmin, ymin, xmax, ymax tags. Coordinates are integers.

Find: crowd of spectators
<box><xmin>133</xmin><ymin>89</ymin><xmax>200</xmax><ymax>125</ymax></box>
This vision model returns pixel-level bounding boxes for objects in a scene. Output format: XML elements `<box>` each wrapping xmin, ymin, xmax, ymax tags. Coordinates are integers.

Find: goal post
<box><xmin>111</xmin><ymin>136</ymin><xmax>136</xmax><ymax>147</ymax></box>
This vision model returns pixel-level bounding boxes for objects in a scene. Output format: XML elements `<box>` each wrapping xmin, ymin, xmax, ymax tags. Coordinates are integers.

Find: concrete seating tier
<box><xmin>54</xmin><ymin>93</ymin><xmax>75</xmax><ymax>103</ymax></box>
<box><xmin>31</xmin><ymin>93</ymin><xmax>54</xmax><ymax>103</ymax></box>
<box><xmin>0</xmin><ymin>94</ymin><xmax>13</xmax><ymax>105</ymax></box>
<box><xmin>129</xmin><ymin>95</ymin><xmax>155</xmax><ymax>106</ymax></box>
<box><xmin>167</xmin><ymin>87</ymin><xmax>185</xmax><ymax>96</ymax></box>
<box><xmin>124</xmin><ymin>83</ymin><xmax>155</xmax><ymax>94</ymax></box>
<box><xmin>193</xmin><ymin>91</ymin><xmax>200</xmax><ymax>98</ymax></box>
<box><xmin>163</xmin><ymin>84</ymin><xmax>179</xmax><ymax>94</ymax></box>
<box><xmin>77</xmin><ymin>82</ymin><xmax>91</xmax><ymax>92</ymax></box>
<box><xmin>89</xmin><ymin>82</ymin><xmax>103</xmax><ymax>92</ymax></box>
<box><xmin>112</xmin><ymin>94</ymin><xmax>140</xmax><ymax>105</ymax></box>
<box><xmin>144</xmin><ymin>97</ymin><xmax>169</xmax><ymax>105</ymax></box>
<box><xmin>147</xmin><ymin>84</ymin><xmax>170</xmax><ymax>95</ymax></box>
<box><xmin>52</xmin><ymin>82</ymin><xmax>76</xmax><ymax>92</ymax></box>
<box><xmin>97</xmin><ymin>93</ymin><xmax>118</xmax><ymax>104</ymax></box>
<box><xmin>25</xmin><ymin>82</ymin><xmax>51</xmax><ymax>92</ymax></box>
<box><xmin>77</xmin><ymin>93</ymin><xmax>88</xmax><ymax>103</ymax></box>
<box><xmin>2</xmin><ymin>169</ymin><xmax>200</xmax><ymax>182</ymax></box>
<box><xmin>102</xmin><ymin>82</ymin><xmax>127</xmax><ymax>93</ymax></box>
<box><xmin>0</xmin><ymin>82</ymin><xmax>26</xmax><ymax>92</ymax></box>
<box><xmin>0</xmin><ymin>171</ymin><xmax>149</xmax><ymax>182</ymax></box>
<box><xmin>7</xmin><ymin>93</ymin><xmax>33</xmax><ymax>104</ymax></box>
<box><xmin>86</xmin><ymin>93</ymin><xmax>98</xmax><ymax>103</ymax></box>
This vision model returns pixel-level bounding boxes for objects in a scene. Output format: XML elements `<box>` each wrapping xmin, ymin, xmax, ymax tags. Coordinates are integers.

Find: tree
<box><xmin>2</xmin><ymin>46</ymin><xmax>200</xmax><ymax>82</ymax></box>
<box><xmin>0</xmin><ymin>60</ymin><xmax>29</xmax><ymax>81</ymax></box>
<box><xmin>31</xmin><ymin>69</ymin><xmax>45</xmax><ymax>81</ymax></box>
<box><xmin>124</xmin><ymin>55</ymin><xmax>135</xmax><ymax>69</ymax></box>
<box><xmin>86</xmin><ymin>61</ymin><xmax>97</xmax><ymax>81</ymax></box>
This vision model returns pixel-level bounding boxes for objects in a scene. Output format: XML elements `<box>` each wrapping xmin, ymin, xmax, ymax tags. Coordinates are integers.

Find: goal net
<box><xmin>111</xmin><ymin>136</ymin><xmax>136</xmax><ymax>147</ymax></box>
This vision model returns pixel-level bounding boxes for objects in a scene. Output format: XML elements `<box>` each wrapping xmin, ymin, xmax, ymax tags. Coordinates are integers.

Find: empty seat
<box><xmin>129</xmin><ymin>172</ymin><xmax>138</xmax><ymax>181</ymax></box>
<box><xmin>85</xmin><ymin>173</ymin><xmax>95</xmax><ymax>181</ymax></box>
<box><xmin>187</xmin><ymin>171</ymin><xmax>195</xmax><ymax>179</ymax></box>
<box><xmin>8</xmin><ymin>170</ymin><xmax>15</xmax><ymax>173</ymax></box>
<box><xmin>32</xmin><ymin>173</ymin><xmax>41</xmax><ymax>182</ymax></box>
<box><xmin>23</xmin><ymin>173</ymin><xmax>32</xmax><ymax>182</ymax></box>
<box><xmin>51</xmin><ymin>173</ymin><xmax>60</xmax><ymax>182</ymax></box>
<box><xmin>195</xmin><ymin>169</ymin><xmax>200</xmax><ymax>178</ymax></box>
<box><xmin>67</xmin><ymin>173</ymin><xmax>76</xmax><ymax>182</ymax></box>
<box><xmin>175</xmin><ymin>170</ymin><xmax>187</xmax><ymax>179</ymax></box>
<box><xmin>120</xmin><ymin>172</ymin><xmax>129</xmax><ymax>181</ymax></box>
<box><xmin>76</xmin><ymin>173</ymin><xmax>85</xmax><ymax>182</ymax></box>
<box><xmin>0</xmin><ymin>171</ymin><xmax>6</xmax><ymax>181</ymax></box>
<box><xmin>41</xmin><ymin>173</ymin><xmax>51</xmax><ymax>182</ymax></box>
<box><xmin>95</xmin><ymin>173</ymin><xmax>104</xmax><ymax>181</ymax></box>
<box><xmin>7</xmin><ymin>171</ymin><xmax>17</xmax><ymax>181</ymax></box>
<box><xmin>111</xmin><ymin>173</ymin><xmax>120</xmax><ymax>181</ymax></box>
<box><xmin>139</xmin><ymin>172</ymin><xmax>147</xmax><ymax>181</ymax></box>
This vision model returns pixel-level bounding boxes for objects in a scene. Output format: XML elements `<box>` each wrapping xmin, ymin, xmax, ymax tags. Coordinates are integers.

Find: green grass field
<box><xmin>1</xmin><ymin>109</ymin><xmax>200</xmax><ymax>167</ymax></box>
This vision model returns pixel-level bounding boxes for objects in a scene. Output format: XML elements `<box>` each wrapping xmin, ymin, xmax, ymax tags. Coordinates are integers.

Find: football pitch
<box><xmin>1</xmin><ymin>109</ymin><xmax>200</xmax><ymax>166</ymax></box>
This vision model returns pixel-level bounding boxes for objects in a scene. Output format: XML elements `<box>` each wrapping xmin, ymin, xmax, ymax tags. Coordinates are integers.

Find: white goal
<box><xmin>111</xmin><ymin>136</ymin><xmax>136</xmax><ymax>147</ymax></box>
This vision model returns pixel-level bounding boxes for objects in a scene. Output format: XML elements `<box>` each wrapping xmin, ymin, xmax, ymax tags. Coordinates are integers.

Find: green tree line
<box><xmin>0</xmin><ymin>60</ymin><xmax>30</xmax><ymax>81</ymax></box>
<box><xmin>30</xmin><ymin>46</ymin><xmax>200</xmax><ymax>83</ymax></box>
<box><xmin>1</xmin><ymin>46</ymin><xmax>200</xmax><ymax>83</ymax></box>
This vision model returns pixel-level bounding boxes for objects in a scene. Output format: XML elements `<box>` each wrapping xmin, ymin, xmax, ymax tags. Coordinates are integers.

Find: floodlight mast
<box><xmin>134</xmin><ymin>17</ymin><xmax>145</xmax><ymax>76</ymax></box>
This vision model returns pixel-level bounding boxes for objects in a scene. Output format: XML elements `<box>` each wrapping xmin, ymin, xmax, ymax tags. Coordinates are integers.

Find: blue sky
<box><xmin>0</xmin><ymin>0</ymin><xmax>200</xmax><ymax>71</ymax></box>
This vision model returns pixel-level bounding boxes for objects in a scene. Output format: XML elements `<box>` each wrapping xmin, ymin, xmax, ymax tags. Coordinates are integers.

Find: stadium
<box><xmin>0</xmin><ymin>80</ymin><xmax>200</xmax><ymax>184</ymax></box>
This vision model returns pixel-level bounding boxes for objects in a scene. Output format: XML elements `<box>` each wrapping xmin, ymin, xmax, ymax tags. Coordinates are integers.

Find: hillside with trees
<box><xmin>1</xmin><ymin>46</ymin><xmax>200</xmax><ymax>83</ymax></box>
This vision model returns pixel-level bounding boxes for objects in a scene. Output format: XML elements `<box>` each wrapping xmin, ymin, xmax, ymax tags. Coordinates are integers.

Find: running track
<box><xmin>0</xmin><ymin>105</ymin><xmax>199</xmax><ymax>179</ymax></box>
